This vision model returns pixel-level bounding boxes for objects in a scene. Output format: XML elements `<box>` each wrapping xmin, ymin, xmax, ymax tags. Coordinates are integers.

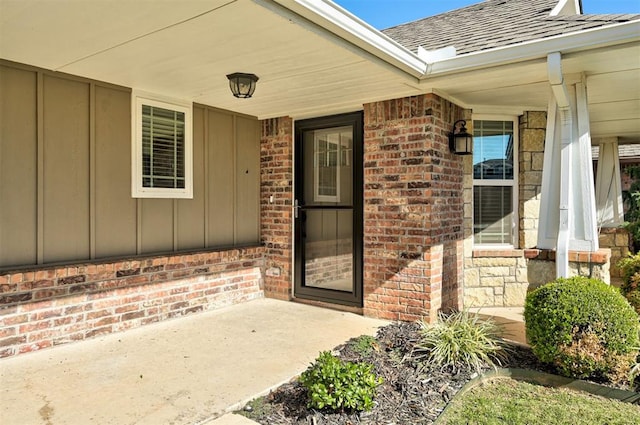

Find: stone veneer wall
<box><xmin>464</xmin><ymin>249</ymin><xmax>610</xmax><ymax>307</ymax></box>
<box><xmin>0</xmin><ymin>248</ymin><xmax>264</xmax><ymax>357</ymax></box>
<box><xmin>599</xmin><ymin>227</ymin><xmax>631</xmax><ymax>285</ymax></box>
<box><xmin>362</xmin><ymin>94</ymin><xmax>465</xmax><ymax>322</ymax></box>
<box><xmin>464</xmin><ymin>250</ymin><xmax>529</xmax><ymax>307</ymax></box>
<box><xmin>519</xmin><ymin>112</ymin><xmax>546</xmax><ymax>248</ymax></box>
<box><xmin>524</xmin><ymin>249</ymin><xmax>611</xmax><ymax>287</ymax></box>
<box><xmin>260</xmin><ymin>117</ymin><xmax>294</xmax><ymax>300</ymax></box>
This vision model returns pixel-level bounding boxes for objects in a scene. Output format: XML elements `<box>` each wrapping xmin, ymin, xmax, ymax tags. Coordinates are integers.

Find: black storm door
<box><xmin>294</xmin><ymin>112</ymin><xmax>363</xmax><ymax>307</ymax></box>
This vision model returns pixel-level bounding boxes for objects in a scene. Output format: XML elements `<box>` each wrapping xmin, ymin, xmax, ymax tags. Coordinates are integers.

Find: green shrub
<box><xmin>414</xmin><ymin>310</ymin><xmax>510</xmax><ymax>373</ymax></box>
<box><xmin>617</xmin><ymin>253</ymin><xmax>640</xmax><ymax>314</ymax></box>
<box><xmin>524</xmin><ymin>276</ymin><xmax>640</xmax><ymax>381</ymax></box>
<box><xmin>299</xmin><ymin>351</ymin><xmax>382</xmax><ymax>412</ymax></box>
<box><xmin>617</xmin><ymin>253</ymin><xmax>640</xmax><ymax>293</ymax></box>
<box><xmin>622</xmin><ymin>165</ymin><xmax>640</xmax><ymax>252</ymax></box>
<box><xmin>626</xmin><ymin>290</ymin><xmax>640</xmax><ymax>315</ymax></box>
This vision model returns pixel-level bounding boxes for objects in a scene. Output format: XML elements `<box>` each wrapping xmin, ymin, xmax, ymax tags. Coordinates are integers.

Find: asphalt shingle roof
<box><xmin>382</xmin><ymin>0</ymin><xmax>640</xmax><ymax>55</ymax></box>
<box><xmin>593</xmin><ymin>144</ymin><xmax>640</xmax><ymax>160</ymax></box>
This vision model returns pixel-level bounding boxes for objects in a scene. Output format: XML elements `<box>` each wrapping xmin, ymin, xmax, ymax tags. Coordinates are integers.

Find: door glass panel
<box><xmin>304</xmin><ymin>209</ymin><xmax>353</xmax><ymax>292</ymax></box>
<box><xmin>303</xmin><ymin>126</ymin><xmax>353</xmax><ymax>206</ymax></box>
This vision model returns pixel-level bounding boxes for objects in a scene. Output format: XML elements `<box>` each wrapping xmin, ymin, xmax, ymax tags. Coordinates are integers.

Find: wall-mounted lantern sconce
<box><xmin>226</xmin><ymin>73</ymin><xmax>259</xmax><ymax>98</ymax></box>
<box><xmin>449</xmin><ymin>119</ymin><xmax>473</xmax><ymax>155</ymax></box>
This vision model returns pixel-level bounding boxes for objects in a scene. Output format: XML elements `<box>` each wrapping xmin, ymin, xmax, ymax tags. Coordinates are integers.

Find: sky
<box><xmin>332</xmin><ymin>0</ymin><xmax>640</xmax><ymax>29</ymax></box>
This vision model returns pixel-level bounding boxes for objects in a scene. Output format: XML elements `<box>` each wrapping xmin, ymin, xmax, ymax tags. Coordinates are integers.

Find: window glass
<box><xmin>474</xmin><ymin>186</ymin><xmax>513</xmax><ymax>244</ymax></box>
<box><xmin>473</xmin><ymin>120</ymin><xmax>514</xmax><ymax>180</ymax></box>
<box><xmin>472</xmin><ymin>119</ymin><xmax>516</xmax><ymax>246</ymax></box>
<box><xmin>307</xmin><ymin>126</ymin><xmax>352</xmax><ymax>204</ymax></box>
<box><xmin>316</xmin><ymin>136</ymin><xmax>339</xmax><ymax>198</ymax></box>
<box><xmin>141</xmin><ymin>105</ymin><xmax>186</xmax><ymax>189</ymax></box>
<box><xmin>132</xmin><ymin>94</ymin><xmax>192</xmax><ymax>199</ymax></box>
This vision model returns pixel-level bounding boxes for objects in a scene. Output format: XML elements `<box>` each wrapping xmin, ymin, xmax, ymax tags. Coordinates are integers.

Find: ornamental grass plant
<box><xmin>414</xmin><ymin>309</ymin><xmax>510</xmax><ymax>373</ymax></box>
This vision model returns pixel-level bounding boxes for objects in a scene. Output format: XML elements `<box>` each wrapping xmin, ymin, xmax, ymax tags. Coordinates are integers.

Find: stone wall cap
<box><xmin>524</xmin><ymin>248</ymin><xmax>611</xmax><ymax>264</ymax></box>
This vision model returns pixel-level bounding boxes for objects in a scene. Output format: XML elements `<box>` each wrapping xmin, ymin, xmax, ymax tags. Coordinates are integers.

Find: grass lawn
<box><xmin>437</xmin><ymin>377</ymin><xmax>640</xmax><ymax>425</ymax></box>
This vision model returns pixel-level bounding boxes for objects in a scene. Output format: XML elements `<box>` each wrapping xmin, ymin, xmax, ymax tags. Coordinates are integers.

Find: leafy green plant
<box><xmin>414</xmin><ymin>310</ymin><xmax>510</xmax><ymax>373</ymax></box>
<box><xmin>617</xmin><ymin>253</ymin><xmax>640</xmax><ymax>314</ymax></box>
<box><xmin>622</xmin><ymin>165</ymin><xmax>640</xmax><ymax>252</ymax></box>
<box><xmin>627</xmin><ymin>290</ymin><xmax>640</xmax><ymax>315</ymax></box>
<box><xmin>618</xmin><ymin>253</ymin><xmax>640</xmax><ymax>292</ymax></box>
<box><xmin>299</xmin><ymin>351</ymin><xmax>382</xmax><ymax>412</ymax></box>
<box><xmin>524</xmin><ymin>276</ymin><xmax>640</xmax><ymax>381</ymax></box>
<box><xmin>350</xmin><ymin>334</ymin><xmax>379</xmax><ymax>357</ymax></box>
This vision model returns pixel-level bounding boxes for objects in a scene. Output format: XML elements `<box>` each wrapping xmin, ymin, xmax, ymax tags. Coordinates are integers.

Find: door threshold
<box><xmin>293</xmin><ymin>297</ymin><xmax>364</xmax><ymax>315</ymax></box>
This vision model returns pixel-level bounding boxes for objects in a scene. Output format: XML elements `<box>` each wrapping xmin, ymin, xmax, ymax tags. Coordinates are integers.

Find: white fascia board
<box><xmin>423</xmin><ymin>20</ymin><xmax>640</xmax><ymax>79</ymax></box>
<box><xmin>268</xmin><ymin>0</ymin><xmax>427</xmax><ymax>77</ymax></box>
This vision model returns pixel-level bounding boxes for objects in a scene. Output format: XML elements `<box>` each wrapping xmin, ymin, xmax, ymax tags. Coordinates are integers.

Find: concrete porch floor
<box><xmin>0</xmin><ymin>300</ymin><xmax>527</xmax><ymax>425</ymax></box>
<box><xmin>0</xmin><ymin>299</ymin><xmax>388</xmax><ymax>425</ymax></box>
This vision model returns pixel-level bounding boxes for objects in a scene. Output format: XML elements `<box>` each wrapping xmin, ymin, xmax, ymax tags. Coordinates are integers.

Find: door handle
<box><xmin>294</xmin><ymin>199</ymin><xmax>300</xmax><ymax>219</ymax></box>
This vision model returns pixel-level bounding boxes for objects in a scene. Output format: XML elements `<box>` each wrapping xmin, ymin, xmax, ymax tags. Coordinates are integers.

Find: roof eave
<box><xmin>267</xmin><ymin>0</ymin><xmax>427</xmax><ymax>77</ymax></box>
<box><xmin>422</xmin><ymin>20</ymin><xmax>640</xmax><ymax>78</ymax></box>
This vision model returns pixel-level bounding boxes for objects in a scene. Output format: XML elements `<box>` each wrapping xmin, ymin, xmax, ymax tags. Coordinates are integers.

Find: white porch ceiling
<box><xmin>0</xmin><ymin>0</ymin><xmax>422</xmax><ymax>120</ymax></box>
<box><xmin>416</xmin><ymin>41</ymin><xmax>640</xmax><ymax>144</ymax></box>
<box><xmin>1</xmin><ymin>0</ymin><xmax>638</xmax><ymax>144</ymax></box>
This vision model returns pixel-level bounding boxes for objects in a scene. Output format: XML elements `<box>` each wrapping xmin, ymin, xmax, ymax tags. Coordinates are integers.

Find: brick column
<box><xmin>362</xmin><ymin>94</ymin><xmax>465</xmax><ymax>322</ymax></box>
<box><xmin>260</xmin><ymin>117</ymin><xmax>293</xmax><ymax>300</ymax></box>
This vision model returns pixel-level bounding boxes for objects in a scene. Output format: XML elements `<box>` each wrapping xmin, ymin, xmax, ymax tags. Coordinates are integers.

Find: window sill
<box><xmin>473</xmin><ymin>249</ymin><xmax>524</xmax><ymax>258</ymax></box>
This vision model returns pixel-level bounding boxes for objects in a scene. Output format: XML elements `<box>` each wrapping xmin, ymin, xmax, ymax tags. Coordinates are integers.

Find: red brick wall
<box><xmin>0</xmin><ymin>248</ymin><xmax>264</xmax><ymax>357</ymax></box>
<box><xmin>260</xmin><ymin>117</ymin><xmax>294</xmax><ymax>300</ymax></box>
<box><xmin>362</xmin><ymin>94</ymin><xmax>465</xmax><ymax>322</ymax></box>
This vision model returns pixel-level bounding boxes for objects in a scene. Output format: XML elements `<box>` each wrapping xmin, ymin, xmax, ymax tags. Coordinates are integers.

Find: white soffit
<box><xmin>0</xmin><ymin>0</ymin><xmax>423</xmax><ymax>119</ymax></box>
<box><xmin>0</xmin><ymin>0</ymin><xmax>231</xmax><ymax>70</ymax></box>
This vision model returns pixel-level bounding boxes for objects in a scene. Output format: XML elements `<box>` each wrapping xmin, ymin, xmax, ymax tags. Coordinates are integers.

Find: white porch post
<box><xmin>595</xmin><ymin>137</ymin><xmax>624</xmax><ymax>227</ymax></box>
<box><xmin>538</xmin><ymin>53</ymin><xmax>599</xmax><ymax>278</ymax></box>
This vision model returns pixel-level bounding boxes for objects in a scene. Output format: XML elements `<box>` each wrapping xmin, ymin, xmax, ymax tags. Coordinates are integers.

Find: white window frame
<box><xmin>472</xmin><ymin>115</ymin><xmax>519</xmax><ymax>249</ymax></box>
<box><xmin>131</xmin><ymin>91</ymin><xmax>193</xmax><ymax>199</ymax></box>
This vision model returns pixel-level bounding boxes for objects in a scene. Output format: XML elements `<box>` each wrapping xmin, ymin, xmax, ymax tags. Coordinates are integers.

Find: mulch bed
<box><xmin>237</xmin><ymin>321</ymin><xmax>629</xmax><ymax>424</ymax></box>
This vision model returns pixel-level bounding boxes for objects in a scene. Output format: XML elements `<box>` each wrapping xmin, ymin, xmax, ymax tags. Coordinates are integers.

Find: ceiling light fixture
<box><xmin>226</xmin><ymin>72</ymin><xmax>259</xmax><ymax>98</ymax></box>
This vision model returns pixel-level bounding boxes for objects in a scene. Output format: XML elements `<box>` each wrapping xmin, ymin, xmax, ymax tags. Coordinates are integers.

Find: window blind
<box><xmin>473</xmin><ymin>186</ymin><xmax>513</xmax><ymax>244</ymax></box>
<box><xmin>141</xmin><ymin>105</ymin><xmax>185</xmax><ymax>189</ymax></box>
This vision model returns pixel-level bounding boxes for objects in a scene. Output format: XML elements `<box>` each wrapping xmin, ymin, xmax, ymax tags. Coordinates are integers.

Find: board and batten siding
<box><xmin>0</xmin><ymin>61</ymin><xmax>261</xmax><ymax>270</ymax></box>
